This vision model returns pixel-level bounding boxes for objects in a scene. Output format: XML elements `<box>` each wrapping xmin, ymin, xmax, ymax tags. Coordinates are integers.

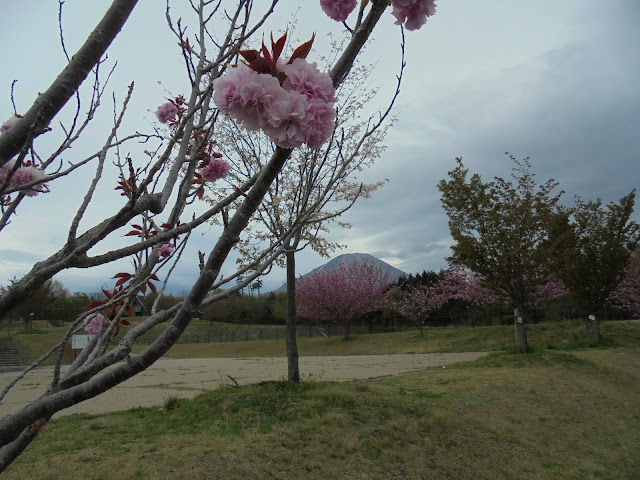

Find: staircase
<box><xmin>0</xmin><ymin>337</ymin><xmax>24</xmax><ymax>368</ymax></box>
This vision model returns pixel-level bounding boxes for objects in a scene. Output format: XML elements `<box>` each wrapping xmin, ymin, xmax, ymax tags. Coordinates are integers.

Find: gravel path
<box><xmin>0</xmin><ymin>352</ymin><xmax>488</xmax><ymax>418</ymax></box>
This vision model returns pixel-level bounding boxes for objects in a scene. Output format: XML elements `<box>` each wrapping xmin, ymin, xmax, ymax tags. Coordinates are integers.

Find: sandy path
<box><xmin>0</xmin><ymin>352</ymin><xmax>488</xmax><ymax>418</ymax></box>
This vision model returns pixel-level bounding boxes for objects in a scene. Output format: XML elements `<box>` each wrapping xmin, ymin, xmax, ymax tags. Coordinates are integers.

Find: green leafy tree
<box><xmin>550</xmin><ymin>191</ymin><xmax>639</xmax><ymax>340</ymax></box>
<box><xmin>438</xmin><ymin>154</ymin><xmax>564</xmax><ymax>353</ymax></box>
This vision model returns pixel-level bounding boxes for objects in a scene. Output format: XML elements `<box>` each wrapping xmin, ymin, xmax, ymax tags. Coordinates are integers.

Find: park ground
<box><xmin>1</xmin><ymin>319</ymin><xmax>639</xmax><ymax>479</ymax></box>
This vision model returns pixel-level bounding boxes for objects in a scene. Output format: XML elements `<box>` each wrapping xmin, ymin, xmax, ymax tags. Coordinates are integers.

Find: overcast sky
<box><xmin>1</xmin><ymin>0</ymin><xmax>639</xmax><ymax>294</ymax></box>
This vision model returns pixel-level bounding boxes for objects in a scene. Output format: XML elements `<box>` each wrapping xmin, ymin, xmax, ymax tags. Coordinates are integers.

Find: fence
<box><xmin>135</xmin><ymin>320</ymin><xmax>417</xmax><ymax>345</ymax></box>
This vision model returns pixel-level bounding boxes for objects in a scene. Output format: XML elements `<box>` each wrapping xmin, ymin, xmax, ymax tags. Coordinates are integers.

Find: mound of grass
<box><xmin>4</xmin><ymin>347</ymin><xmax>639</xmax><ymax>479</ymax></box>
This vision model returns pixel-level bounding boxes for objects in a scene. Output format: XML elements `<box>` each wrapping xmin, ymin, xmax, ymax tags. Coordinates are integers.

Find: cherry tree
<box><xmin>390</xmin><ymin>269</ymin><xmax>496</xmax><ymax>335</ymax></box>
<box><xmin>0</xmin><ymin>0</ymin><xmax>440</xmax><ymax>470</ymax></box>
<box><xmin>609</xmin><ymin>249</ymin><xmax>640</xmax><ymax>318</ymax></box>
<box><xmin>214</xmin><ymin>58</ymin><xmax>396</xmax><ymax>380</ymax></box>
<box><xmin>390</xmin><ymin>269</ymin><xmax>567</xmax><ymax>335</ymax></box>
<box><xmin>296</xmin><ymin>260</ymin><xmax>391</xmax><ymax>339</ymax></box>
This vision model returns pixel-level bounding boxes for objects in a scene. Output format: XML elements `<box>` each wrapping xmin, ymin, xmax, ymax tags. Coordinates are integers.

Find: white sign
<box><xmin>72</xmin><ymin>335</ymin><xmax>91</xmax><ymax>350</ymax></box>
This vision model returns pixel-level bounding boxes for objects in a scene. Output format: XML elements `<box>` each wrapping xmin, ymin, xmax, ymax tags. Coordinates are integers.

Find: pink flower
<box><xmin>201</xmin><ymin>158</ymin><xmax>231</xmax><ymax>182</ymax></box>
<box><xmin>300</xmin><ymin>98</ymin><xmax>337</xmax><ymax>149</ymax></box>
<box><xmin>158</xmin><ymin>243</ymin><xmax>175</xmax><ymax>258</ymax></box>
<box><xmin>0</xmin><ymin>160</ymin><xmax>47</xmax><ymax>196</ymax></box>
<box><xmin>84</xmin><ymin>313</ymin><xmax>106</xmax><ymax>335</ymax></box>
<box><xmin>320</xmin><ymin>0</ymin><xmax>357</xmax><ymax>22</ymax></box>
<box><xmin>263</xmin><ymin>91</ymin><xmax>309</xmax><ymax>148</ymax></box>
<box><xmin>282</xmin><ymin>59</ymin><xmax>336</xmax><ymax>103</ymax></box>
<box><xmin>0</xmin><ymin>115</ymin><xmax>20</xmax><ymax>133</ymax></box>
<box><xmin>391</xmin><ymin>0</ymin><xmax>437</xmax><ymax>31</ymax></box>
<box><xmin>213</xmin><ymin>65</ymin><xmax>282</xmax><ymax>131</ymax></box>
<box><xmin>213</xmin><ymin>57</ymin><xmax>337</xmax><ymax>149</ymax></box>
<box><xmin>155</xmin><ymin>101</ymin><xmax>179</xmax><ymax>124</ymax></box>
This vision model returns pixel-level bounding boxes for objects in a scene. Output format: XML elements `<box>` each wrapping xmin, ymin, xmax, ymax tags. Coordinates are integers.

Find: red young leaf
<box><xmin>112</xmin><ymin>272</ymin><xmax>133</xmax><ymax>279</ymax></box>
<box><xmin>115</xmin><ymin>277</ymin><xmax>130</xmax><ymax>287</ymax></box>
<box><xmin>234</xmin><ymin>185</ymin><xmax>249</xmax><ymax>198</ymax></box>
<box><xmin>271</xmin><ymin>31</ymin><xmax>287</xmax><ymax>63</ymax></box>
<box><xmin>247</xmin><ymin>57</ymin><xmax>271</xmax><ymax>74</ymax></box>
<box><xmin>121</xmin><ymin>319</ymin><xmax>131</xmax><ymax>326</ymax></box>
<box><xmin>84</xmin><ymin>300</ymin><xmax>104</xmax><ymax>312</ymax></box>
<box><xmin>125</xmin><ymin>230</ymin><xmax>141</xmax><ymax>237</ymax></box>
<box><xmin>237</xmin><ymin>48</ymin><xmax>260</xmax><ymax>63</ymax></box>
<box><xmin>288</xmin><ymin>34</ymin><xmax>315</xmax><ymax>63</ymax></box>
<box><xmin>148</xmin><ymin>281</ymin><xmax>157</xmax><ymax>294</ymax></box>
<box><xmin>131</xmin><ymin>224</ymin><xmax>143</xmax><ymax>230</ymax></box>
<box><xmin>140</xmin><ymin>284</ymin><xmax>147</xmax><ymax>294</ymax></box>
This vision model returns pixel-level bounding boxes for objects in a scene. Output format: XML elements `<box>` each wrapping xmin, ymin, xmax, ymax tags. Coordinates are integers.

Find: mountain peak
<box><xmin>273</xmin><ymin>253</ymin><xmax>407</xmax><ymax>293</ymax></box>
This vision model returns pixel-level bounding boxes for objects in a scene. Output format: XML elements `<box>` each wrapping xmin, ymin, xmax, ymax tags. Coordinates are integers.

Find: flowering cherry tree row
<box><xmin>388</xmin><ymin>268</ymin><xmax>569</xmax><ymax>335</ymax></box>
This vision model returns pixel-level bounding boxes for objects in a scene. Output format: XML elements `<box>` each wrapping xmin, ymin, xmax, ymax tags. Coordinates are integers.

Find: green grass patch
<box><xmin>4</xmin><ymin>347</ymin><xmax>639</xmax><ymax>479</ymax></box>
<box><xmin>8</xmin><ymin>319</ymin><xmax>640</xmax><ymax>364</ymax></box>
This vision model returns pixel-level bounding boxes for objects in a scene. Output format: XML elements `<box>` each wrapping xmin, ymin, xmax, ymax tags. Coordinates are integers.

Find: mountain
<box><xmin>272</xmin><ymin>253</ymin><xmax>407</xmax><ymax>293</ymax></box>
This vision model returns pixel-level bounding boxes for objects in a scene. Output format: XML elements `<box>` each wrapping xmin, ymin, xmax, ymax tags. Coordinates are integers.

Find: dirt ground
<box><xmin>0</xmin><ymin>352</ymin><xmax>488</xmax><ymax>418</ymax></box>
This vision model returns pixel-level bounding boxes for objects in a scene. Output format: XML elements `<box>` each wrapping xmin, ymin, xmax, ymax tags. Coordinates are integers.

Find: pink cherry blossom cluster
<box><xmin>319</xmin><ymin>0</ymin><xmax>437</xmax><ymax>31</ymax></box>
<box><xmin>609</xmin><ymin>250</ymin><xmax>640</xmax><ymax>316</ymax></box>
<box><xmin>213</xmin><ymin>51</ymin><xmax>336</xmax><ymax>149</ymax></box>
<box><xmin>296</xmin><ymin>261</ymin><xmax>390</xmax><ymax>324</ymax></box>
<box><xmin>158</xmin><ymin>243</ymin><xmax>175</xmax><ymax>258</ymax></box>
<box><xmin>391</xmin><ymin>0</ymin><xmax>437</xmax><ymax>31</ymax></box>
<box><xmin>0</xmin><ymin>115</ymin><xmax>20</xmax><ymax>133</ymax></box>
<box><xmin>392</xmin><ymin>269</ymin><xmax>571</xmax><ymax>324</ymax></box>
<box><xmin>390</xmin><ymin>269</ymin><xmax>487</xmax><ymax>321</ymax></box>
<box><xmin>156</xmin><ymin>102</ymin><xmax>179</xmax><ymax>124</ymax></box>
<box><xmin>201</xmin><ymin>157</ymin><xmax>231</xmax><ymax>182</ymax></box>
<box><xmin>84</xmin><ymin>313</ymin><xmax>106</xmax><ymax>335</ymax></box>
<box><xmin>320</xmin><ymin>0</ymin><xmax>357</xmax><ymax>22</ymax></box>
<box><xmin>0</xmin><ymin>159</ymin><xmax>47</xmax><ymax>197</ymax></box>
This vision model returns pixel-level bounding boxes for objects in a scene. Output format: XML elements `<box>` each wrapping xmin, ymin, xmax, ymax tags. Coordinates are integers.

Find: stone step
<box><xmin>0</xmin><ymin>337</ymin><xmax>24</xmax><ymax>367</ymax></box>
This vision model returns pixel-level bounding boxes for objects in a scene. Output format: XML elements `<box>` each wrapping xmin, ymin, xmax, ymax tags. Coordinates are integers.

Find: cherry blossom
<box><xmin>296</xmin><ymin>261</ymin><xmax>390</xmax><ymax>337</ymax></box>
<box><xmin>0</xmin><ymin>160</ymin><xmax>47</xmax><ymax>196</ymax></box>
<box><xmin>391</xmin><ymin>0</ymin><xmax>437</xmax><ymax>31</ymax></box>
<box><xmin>0</xmin><ymin>115</ymin><xmax>20</xmax><ymax>133</ymax></box>
<box><xmin>155</xmin><ymin>101</ymin><xmax>179</xmax><ymax>124</ymax></box>
<box><xmin>609</xmin><ymin>250</ymin><xmax>640</xmax><ymax>316</ymax></box>
<box><xmin>320</xmin><ymin>0</ymin><xmax>357</xmax><ymax>22</ymax></box>
<box><xmin>212</xmin><ymin>34</ymin><xmax>337</xmax><ymax>149</ymax></box>
<box><xmin>201</xmin><ymin>158</ymin><xmax>231</xmax><ymax>182</ymax></box>
<box><xmin>84</xmin><ymin>313</ymin><xmax>106</xmax><ymax>335</ymax></box>
<box><xmin>158</xmin><ymin>243</ymin><xmax>175</xmax><ymax>258</ymax></box>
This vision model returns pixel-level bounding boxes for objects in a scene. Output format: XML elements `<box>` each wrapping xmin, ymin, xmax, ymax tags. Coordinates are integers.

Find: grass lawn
<box><xmin>3</xmin><ymin>347</ymin><xmax>639</xmax><ymax>479</ymax></box>
<box><xmin>9</xmin><ymin>318</ymin><xmax>640</xmax><ymax>363</ymax></box>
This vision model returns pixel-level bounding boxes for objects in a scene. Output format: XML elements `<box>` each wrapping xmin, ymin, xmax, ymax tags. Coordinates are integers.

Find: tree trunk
<box><xmin>591</xmin><ymin>314</ymin><xmax>601</xmax><ymax>342</ymax></box>
<box><xmin>343</xmin><ymin>321</ymin><xmax>350</xmax><ymax>339</ymax></box>
<box><xmin>285</xmin><ymin>248</ymin><xmax>300</xmax><ymax>382</ymax></box>
<box><xmin>417</xmin><ymin>318</ymin><xmax>424</xmax><ymax>337</ymax></box>
<box><xmin>514</xmin><ymin>307</ymin><xmax>528</xmax><ymax>353</ymax></box>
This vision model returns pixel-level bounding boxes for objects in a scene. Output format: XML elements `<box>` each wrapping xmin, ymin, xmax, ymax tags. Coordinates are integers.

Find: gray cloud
<box><xmin>2</xmin><ymin>0</ymin><xmax>639</xmax><ymax>292</ymax></box>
